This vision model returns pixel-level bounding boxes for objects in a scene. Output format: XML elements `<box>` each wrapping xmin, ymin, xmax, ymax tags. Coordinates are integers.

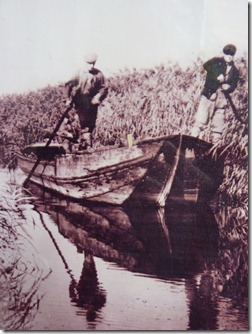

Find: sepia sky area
<box><xmin>0</xmin><ymin>0</ymin><xmax>248</xmax><ymax>96</ymax></box>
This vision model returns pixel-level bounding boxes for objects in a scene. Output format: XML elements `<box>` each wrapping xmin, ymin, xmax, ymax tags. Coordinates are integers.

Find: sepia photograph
<box><xmin>0</xmin><ymin>0</ymin><xmax>248</xmax><ymax>331</ymax></box>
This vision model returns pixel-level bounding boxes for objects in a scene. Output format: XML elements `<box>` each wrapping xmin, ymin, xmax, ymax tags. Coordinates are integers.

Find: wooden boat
<box><xmin>17</xmin><ymin>134</ymin><xmax>225</xmax><ymax>206</ymax></box>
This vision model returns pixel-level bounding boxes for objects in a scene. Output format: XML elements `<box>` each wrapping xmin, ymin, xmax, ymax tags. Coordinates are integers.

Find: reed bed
<box><xmin>0</xmin><ymin>57</ymin><xmax>248</xmax><ymax>227</ymax></box>
<box><xmin>0</xmin><ymin>170</ymin><xmax>51</xmax><ymax>330</ymax></box>
<box><xmin>212</xmin><ymin>204</ymin><xmax>248</xmax><ymax>302</ymax></box>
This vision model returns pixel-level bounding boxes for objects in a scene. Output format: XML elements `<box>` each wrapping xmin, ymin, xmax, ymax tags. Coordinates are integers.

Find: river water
<box><xmin>0</xmin><ymin>170</ymin><xmax>248</xmax><ymax>331</ymax></box>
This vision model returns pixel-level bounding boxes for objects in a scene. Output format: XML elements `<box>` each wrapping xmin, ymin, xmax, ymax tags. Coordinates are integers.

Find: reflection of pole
<box><xmin>156</xmin><ymin>207</ymin><xmax>172</xmax><ymax>254</ymax></box>
<box><xmin>37</xmin><ymin>211</ymin><xmax>76</xmax><ymax>282</ymax></box>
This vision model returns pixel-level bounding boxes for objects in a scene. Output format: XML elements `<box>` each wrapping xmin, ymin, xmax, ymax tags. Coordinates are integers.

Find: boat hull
<box><xmin>17</xmin><ymin>134</ymin><xmax>225</xmax><ymax>206</ymax></box>
<box><xmin>130</xmin><ymin>135</ymin><xmax>225</xmax><ymax>205</ymax></box>
<box><xmin>19</xmin><ymin>155</ymin><xmax>151</xmax><ymax>205</ymax></box>
<box><xmin>18</xmin><ymin>140</ymin><xmax>163</xmax><ymax>205</ymax></box>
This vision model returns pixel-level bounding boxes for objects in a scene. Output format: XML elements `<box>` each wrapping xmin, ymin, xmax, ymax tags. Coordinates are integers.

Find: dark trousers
<box><xmin>74</xmin><ymin>94</ymin><xmax>98</xmax><ymax>134</ymax></box>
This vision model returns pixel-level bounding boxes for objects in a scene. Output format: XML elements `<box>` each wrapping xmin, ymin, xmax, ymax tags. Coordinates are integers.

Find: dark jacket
<box><xmin>65</xmin><ymin>67</ymin><xmax>108</xmax><ymax>131</ymax></box>
<box><xmin>66</xmin><ymin>67</ymin><xmax>108</xmax><ymax>105</ymax></box>
<box><xmin>201</xmin><ymin>57</ymin><xmax>239</xmax><ymax>99</ymax></box>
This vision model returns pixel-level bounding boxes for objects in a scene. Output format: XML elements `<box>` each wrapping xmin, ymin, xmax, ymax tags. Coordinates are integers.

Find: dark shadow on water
<box><xmin>28</xmin><ymin>184</ymin><xmax>248</xmax><ymax>330</ymax></box>
<box><xmin>31</xmin><ymin>184</ymin><xmax>219</xmax><ymax>280</ymax></box>
<box><xmin>125</xmin><ymin>202</ymin><xmax>219</xmax><ymax>278</ymax></box>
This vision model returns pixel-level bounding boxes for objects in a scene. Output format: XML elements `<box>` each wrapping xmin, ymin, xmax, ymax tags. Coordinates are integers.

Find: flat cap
<box><xmin>84</xmin><ymin>52</ymin><xmax>98</xmax><ymax>64</ymax></box>
<box><xmin>223</xmin><ymin>44</ymin><xmax>237</xmax><ymax>56</ymax></box>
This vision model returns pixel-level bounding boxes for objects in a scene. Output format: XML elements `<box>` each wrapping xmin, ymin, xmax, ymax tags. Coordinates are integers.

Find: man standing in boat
<box><xmin>191</xmin><ymin>44</ymin><xmax>240</xmax><ymax>143</ymax></box>
<box><xmin>65</xmin><ymin>52</ymin><xmax>108</xmax><ymax>148</ymax></box>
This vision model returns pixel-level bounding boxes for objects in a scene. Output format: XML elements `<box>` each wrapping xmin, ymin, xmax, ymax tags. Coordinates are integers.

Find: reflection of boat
<box><xmin>34</xmin><ymin>188</ymin><xmax>219</xmax><ymax>278</ymax></box>
<box><xmin>17</xmin><ymin>134</ymin><xmax>225</xmax><ymax>206</ymax></box>
<box><xmin>126</xmin><ymin>203</ymin><xmax>219</xmax><ymax>276</ymax></box>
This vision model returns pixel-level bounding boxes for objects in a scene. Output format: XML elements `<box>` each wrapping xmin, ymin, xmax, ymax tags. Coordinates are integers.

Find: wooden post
<box><xmin>127</xmin><ymin>134</ymin><xmax>133</xmax><ymax>148</ymax></box>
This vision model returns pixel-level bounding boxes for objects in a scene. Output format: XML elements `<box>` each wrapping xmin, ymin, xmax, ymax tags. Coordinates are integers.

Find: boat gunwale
<box><xmin>18</xmin><ymin>134</ymin><xmax>213</xmax><ymax>163</ymax></box>
<box><xmin>17</xmin><ymin>134</ymin><xmax>216</xmax><ymax>185</ymax></box>
<box><xmin>16</xmin><ymin>153</ymin><xmax>55</xmax><ymax>166</ymax></box>
<box><xmin>135</xmin><ymin>134</ymin><xmax>212</xmax><ymax>148</ymax></box>
<box><xmin>17</xmin><ymin>151</ymin><xmax>154</xmax><ymax>183</ymax></box>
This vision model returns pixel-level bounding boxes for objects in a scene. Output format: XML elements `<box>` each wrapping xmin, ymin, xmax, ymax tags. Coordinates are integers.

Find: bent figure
<box><xmin>65</xmin><ymin>52</ymin><xmax>108</xmax><ymax>148</ymax></box>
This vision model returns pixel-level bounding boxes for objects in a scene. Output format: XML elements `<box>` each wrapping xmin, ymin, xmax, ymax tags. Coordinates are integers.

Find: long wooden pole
<box><xmin>224</xmin><ymin>92</ymin><xmax>246</xmax><ymax>125</ymax></box>
<box><xmin>23</xmin><ymin>103</ymin><xmax>73</xmax><ymax>187</ymax></box>
<box><xmin>156</xmin><ymin>134</ymin><xmax>182</xmax><ymax>207</ymax></box>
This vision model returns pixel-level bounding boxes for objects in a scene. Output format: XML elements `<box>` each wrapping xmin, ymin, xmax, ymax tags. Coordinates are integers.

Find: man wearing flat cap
<box><xmin>191</xmin><ymin>44</ymin><xmax>240</xmax><ymax>143</ymax></box>
<box><xmin>65</xmin><ymin>52</ymin><xmax>108</xmax><ymax>148</ymax></box>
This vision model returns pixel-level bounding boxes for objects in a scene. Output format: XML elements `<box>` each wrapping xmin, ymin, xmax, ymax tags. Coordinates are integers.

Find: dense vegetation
<box><xmin>0</xmin><ymin>57</ymin><xmax>248</xmax><ymax>207</ymax></box>
<box><xmin>0</xmin><ymin>56</ymin><xmax>248</xmax><ymax>328</ymax></box>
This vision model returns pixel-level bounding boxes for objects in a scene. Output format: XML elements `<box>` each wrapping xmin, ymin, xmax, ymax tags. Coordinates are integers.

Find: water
<box><xmin>0</xmin><ymin>171</ymin><xmax>248</xmax><ymax>331</ymax></box>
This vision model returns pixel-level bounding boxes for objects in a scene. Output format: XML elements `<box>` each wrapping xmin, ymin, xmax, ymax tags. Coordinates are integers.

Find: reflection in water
<box><xmin>69</xmin><ymin>251</ymin><xmax>106</xmax><ymax>324</ymax></box>
<box><xmin>31</xmin><ymin>186</ymin><xmax>222</xmax><ymax>329</ymax></box>
<box><xmin>126</xmin><ymin>203</ymin><xmax>222</xmax><ymax>330</ymax></box>
<box><xmin>37</xmin><ymin>208</ymin><xmax>107</xmax><ymax>326</ymax></box>
<box><xmin>28</xmin><ymin>184</ymin><xmax>248</xmax><ymax>330</ymax></box>
<box><xmin>185</xmin><ymin>274</ymin><xmax>219</xmax><ymax>330</ymax></box>
<box><xmin>35</xmin><ymin>198</ymin><xmax>218</xmax><ymax>280</ymax></box>
<box><xmin>125</xmin><ymin>203</ymin><xmax>219</xmax><ymax>278</ymax></box>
